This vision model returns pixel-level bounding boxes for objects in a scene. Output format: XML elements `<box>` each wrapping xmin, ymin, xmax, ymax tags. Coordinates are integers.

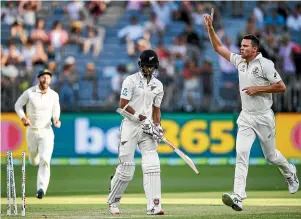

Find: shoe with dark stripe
<box><xmin>222</xmin><ymin>192</ymin><xmax>243</xmax><ymax>211</ymax></box>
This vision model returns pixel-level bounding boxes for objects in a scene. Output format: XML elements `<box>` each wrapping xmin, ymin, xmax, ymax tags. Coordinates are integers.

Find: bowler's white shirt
<box><xmin>15</xmin><ymin>85</ymin><xmax>60</xmax><ymax>128</ymax></box>
<box><xmin>230</xmin><ymin>53</ymin><xmax>282</xmax><ymax>113</ymax></box>
<box><xmin>120</xmin><ymin>72</ymin><xmax>164</xmax><ymax>120</ymax></box>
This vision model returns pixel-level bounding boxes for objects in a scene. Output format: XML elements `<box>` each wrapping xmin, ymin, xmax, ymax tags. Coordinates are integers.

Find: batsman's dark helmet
<box><xmin>138</xmin><ymin>49</ymin><xmax>159</xmax><ymax>69</ymax></box>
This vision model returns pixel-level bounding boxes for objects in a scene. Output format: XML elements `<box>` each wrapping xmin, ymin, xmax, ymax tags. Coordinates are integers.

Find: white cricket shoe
<box><xmin>109</xmin><ymin>202</ymin><xmax>120</xmax><ymax>214</ymax></box>
<box><xmin>286</xmin><ymin>164</ymin><xmax>299</xmax><ymax>194</ymax></box>
<box><xmin>222</xmin><ymin>193</ymin><xmax>243</xmax><ymax>211</ymax></box>
<box><xmin>147</xmin><ymin>206</ymin><xmax>164</xmax><ymax>215</ymax></box>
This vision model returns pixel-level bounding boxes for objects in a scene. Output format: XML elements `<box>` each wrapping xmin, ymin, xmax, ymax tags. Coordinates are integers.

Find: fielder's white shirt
<box><xmin>15</xmin><ymin>85</ymin><xmax>60</xmax><ymax>128</ymax></box>
<box><xmin>230</xmin><ymin>53</ymin><xmax>282</xmax><ymax>113</ymax></box>
<box><xmin>120</xmin><ymin>71</ymin><xmax>164</xmax><ymax>120</ymax></box>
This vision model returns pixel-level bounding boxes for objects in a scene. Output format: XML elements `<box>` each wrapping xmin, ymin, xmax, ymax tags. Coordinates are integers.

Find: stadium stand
<box><xmin>1</xmin><ymin>1</ymin><xmax>301</xmax><ymax>112</ymax></box>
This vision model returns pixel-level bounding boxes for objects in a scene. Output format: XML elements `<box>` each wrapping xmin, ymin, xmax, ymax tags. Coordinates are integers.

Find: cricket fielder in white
<box><xmin>107</xmin><ymin>49</ymin><xmax>165</xmax><ymax>215</ymax></box>
<box><xmin>204</xmin><ymin>9</ymin><xmax>299</xmax><ymax>211</ymax></box>
<box><xmin>15</xmin><ymin>69</ymin><xmax>61</xmax><ymax>199</ymax></box>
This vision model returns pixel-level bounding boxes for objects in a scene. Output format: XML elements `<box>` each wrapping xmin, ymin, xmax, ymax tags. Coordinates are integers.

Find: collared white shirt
<box><xmin>120</xmin><ymin>72</ymin><xmax>164</xmax><ymax>120</ymax></box>
<box><xmin>117</xmin><ymin>24</ymin><xmax>144</xmax><ymax>41</ymax></box>
<box><xmin>150</xmin><ymin>1</ymin><xmax>177</xmax><ymax>26</ymax></box>
<box><xmin>15</xmin><ymin>85</ymin><xmax>60</xmax><ymax>128</ymax></box>
<box><xmin>286</xmin><ymin>15</ymin><xmax>301</xmax><ymax>31</ymax></box>
<box><xmin>230</xmin><ymin>53</ymin><xmax>282</xmax><ymax>113</ymax></box>
<box><xmin>67</xmin><ymin>1</ymin><xmax>84</xmax><ymax>21</ymax></box>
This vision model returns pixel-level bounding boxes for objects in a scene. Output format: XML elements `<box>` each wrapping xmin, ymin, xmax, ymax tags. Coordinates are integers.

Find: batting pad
<box><xmin>142</xmin><ymin>150</ymin><xmax>160</xmax><ymax>174</ymax></box>
<box><xmin>141</xmin><ymin>150</ymin><xmax>161</xmax><ymax>210</ymax></box>
<box><xmin>145</xmin><ymin>172</ymin><xmax>162</xmax><ymax>211</ymax></box>
<box><xmin>107</xmin><ymin>162</ymin><xmax>135</xmax><ymax>204</ymax></box>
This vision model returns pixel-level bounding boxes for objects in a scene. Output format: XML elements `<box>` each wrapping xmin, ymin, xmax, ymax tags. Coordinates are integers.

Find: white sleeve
<box><xmin>286</xmin><ymin>17</ymin><xmax>293</xmax><ymax>29</ymax></box>
<box><xmin>14</xmin><ymin>90</ymin><xmax>29</xmax><ymax>119</ymax></box>
<box><xmin>230</xmin><ymin>53</ymin><xmax>243</xmax><ymax>69</ymax></box>
<box><xmin>264</xmin><ymin>60</ymin><xmax>282</xmax><ymax>83</ymax></box>
<box><xmin>117</xmin><ymin>26</ymin><xmax>129</xmax><ymax>38</ymax></box>
<box><xmin>120</xmin><ymin>77</ymin><xmax>134</xmax><ymax>100</ymax></box>
<box><xmin>52</xmin><ymin>93</ymin><xmax>60</xmax><ymax>120</ymax></box>
<box><xmin>153</xmin><ymin>85</ymin><xmax>164</xmax><ymax>108</ymax></box>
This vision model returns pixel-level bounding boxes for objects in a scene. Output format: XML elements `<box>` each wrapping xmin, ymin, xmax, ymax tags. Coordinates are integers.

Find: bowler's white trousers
<box><xmin>234</xmin><ymin>109</ymin><xmax>293</xmax><ymax>199</ymax></box>
<box><xmin>26</xmin><ymin>127</ymin><xmax>54</xmax><ymax>193</ymax></box>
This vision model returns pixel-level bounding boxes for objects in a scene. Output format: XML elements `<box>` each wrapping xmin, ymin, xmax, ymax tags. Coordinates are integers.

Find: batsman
<box><xmin>107</xmin><ymin>49</ymin><xmax>165</xmax><ymax>215</ymax></box>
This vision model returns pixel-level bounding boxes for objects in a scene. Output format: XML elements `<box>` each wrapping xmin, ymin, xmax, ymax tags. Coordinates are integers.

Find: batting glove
<box><xmin>153</xmin><ymin>123</ymin><xmax>163</xmax><ymax>143</ymax></box>
<box><xmin>142</xmin><ymin>120</ymin><xmax>163</xmax><ymax>143</ymax></box>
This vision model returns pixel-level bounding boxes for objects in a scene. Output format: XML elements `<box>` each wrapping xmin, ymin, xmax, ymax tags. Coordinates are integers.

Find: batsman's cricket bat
<box><xmin>162</xmin><ymin>137</ymin><xmax>199</xmax><ymax>175</ymax></box>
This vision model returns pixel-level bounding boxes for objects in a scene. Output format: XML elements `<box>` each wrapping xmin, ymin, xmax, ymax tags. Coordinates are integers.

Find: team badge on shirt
<box><xmin>239</xmin><ymin>65</ymin><xmax>246</xmax><ymax>72</ymax></box>
<box><xmin>138</xmin><ymin>81</ymin><xmax>144</xmax><ymax>88</ymax></box>
<box><xmin>151</xmin><ymin>86</ymin><xmax>156</xmax><ymax>91</ymax></box>
<box><xmin>251</xmin><ymin>67</ymin><xmax>260</xmax><ymax>76</ymax></box>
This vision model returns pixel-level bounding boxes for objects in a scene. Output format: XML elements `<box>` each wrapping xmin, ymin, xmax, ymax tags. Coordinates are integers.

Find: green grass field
<box><xmin>1</xmin><ymin>165</ymin><xmax>301</xmax><ymax>218</ymax></box>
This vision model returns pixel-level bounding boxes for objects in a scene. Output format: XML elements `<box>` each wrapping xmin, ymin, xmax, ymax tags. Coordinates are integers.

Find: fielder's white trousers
<box><xmin>26</xmin><ymin>127</ymin><xmax>54</xmax><ymax>193</ymax></box>
<box><xmin>234</xmin><ymin>109</ymin><xmax>293</xmax><ymax>199</ymax></box>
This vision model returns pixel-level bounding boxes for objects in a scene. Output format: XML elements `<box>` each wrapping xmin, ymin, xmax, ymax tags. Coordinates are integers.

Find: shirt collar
<box><xmin>138</xmin><ymin>71</ymin><xmax>144</xmax><ymax>79</ymax></box>
<box><xmin>253</xmin><ymin>52</ymin><xmax>262</xmax><ymax>61</ymax></box>
<box><xmin>245</xmin><ymin>53</ymin><xmax>262</xmax><ymax>63</ymax></box>
<box><xmin>138</xmin><ymin>71</ymin><xmax>155</xmax><ymax>83</ymax></box>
